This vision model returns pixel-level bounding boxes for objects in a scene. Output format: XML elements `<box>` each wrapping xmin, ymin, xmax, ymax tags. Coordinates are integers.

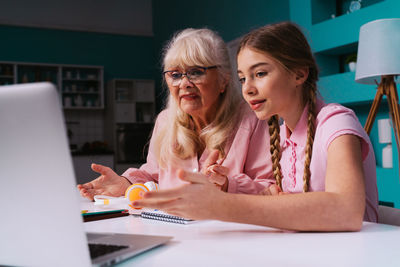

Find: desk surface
<box><xmin>82</xmin><ymin>202</ymin><xmax>400</xmax><ymax>267</ymax></box>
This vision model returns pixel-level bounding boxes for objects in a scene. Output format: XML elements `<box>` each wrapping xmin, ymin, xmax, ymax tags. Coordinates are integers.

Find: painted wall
<box><xmin>0</xmin><ymin>25</ymin><xmax>155</xmax><ymax>82</ymax></box>
<box><xmin>0</xmin><ymin>0</ymin><xmax>153</xmax><ymax>36</ymax></box>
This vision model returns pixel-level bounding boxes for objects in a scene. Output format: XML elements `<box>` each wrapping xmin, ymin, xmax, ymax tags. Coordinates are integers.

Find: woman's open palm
<box><xmin>77</xmin><ymin>163</ymin><xmax>131</xmax><ymax>200</ymax></box>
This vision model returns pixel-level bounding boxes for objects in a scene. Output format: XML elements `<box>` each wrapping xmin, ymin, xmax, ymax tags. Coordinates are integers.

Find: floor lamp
<box><xmin>355</xmin><ymin>18</ymin><xmax>400</xmax><ymax>169</ymax></box>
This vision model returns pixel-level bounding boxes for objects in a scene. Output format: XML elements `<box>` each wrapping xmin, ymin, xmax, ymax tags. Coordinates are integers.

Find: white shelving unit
<box><xmin>106</xmin><ymin>79</ymin><xmax>156</xmax><ymax>124</ymax></box>
<box><xmin>0</xmin><ymin>61</ymin><xmax>104</xmax><ymax>109</ymax></box>
<box><xmin>105</xmin><ymin>79</ymin><xmax>156</xmax><ymax>171</ymax></box>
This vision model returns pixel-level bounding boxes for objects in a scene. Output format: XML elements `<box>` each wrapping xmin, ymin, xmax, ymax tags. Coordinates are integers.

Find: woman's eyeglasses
<box><xmin>163</xmin><ymin>66</ymin><xmax>217</xmax><ymax>86</ymax></box>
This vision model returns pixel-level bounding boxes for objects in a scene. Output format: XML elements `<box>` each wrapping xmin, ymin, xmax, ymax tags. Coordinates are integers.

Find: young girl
<box><xmin>133</xmin><ymin>22</ymin><xmax>379</xmax><ymax>231</ymax></box>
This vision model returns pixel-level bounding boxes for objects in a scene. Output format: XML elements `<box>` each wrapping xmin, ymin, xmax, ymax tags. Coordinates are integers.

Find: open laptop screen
<box><xmin>0</xmin><ymin>83</ymin><xmax>171</xmax><ymax>267</ymax></box>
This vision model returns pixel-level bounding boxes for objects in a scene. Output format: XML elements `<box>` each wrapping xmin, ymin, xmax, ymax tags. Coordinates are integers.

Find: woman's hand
<box><xmin>202</xmin><ymin>150</ymin><xmax>229</xmax><ymax>191</ymax></box>
<box><xmin>132</xmin><ymin>169</ymin><xmax>227</xmax><ymax>220</ymax></box>
<box><xmin>77</xmin><ymin>163</ymin><xmax>131</xmax><ymax>201</ymax></box>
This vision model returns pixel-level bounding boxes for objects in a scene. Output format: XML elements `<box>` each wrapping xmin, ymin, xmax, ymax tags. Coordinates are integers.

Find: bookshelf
<box><xmin>0</xmin><ymin>61</ymin><xmax>104</xmax><ymax>109</ymax></box>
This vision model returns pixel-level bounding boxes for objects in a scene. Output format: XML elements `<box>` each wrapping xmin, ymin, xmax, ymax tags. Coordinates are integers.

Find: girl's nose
<box><xmin>242</xmin><ymin>80</ymin><xmax>256</xmax><ymax>96</ymax></box>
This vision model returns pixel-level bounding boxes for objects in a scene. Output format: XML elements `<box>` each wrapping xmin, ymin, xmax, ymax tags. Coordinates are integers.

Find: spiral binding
<box><xmin>141</xmin><ymin>211</ymin><xmax>193</xmax><ymax>224</ymax></box>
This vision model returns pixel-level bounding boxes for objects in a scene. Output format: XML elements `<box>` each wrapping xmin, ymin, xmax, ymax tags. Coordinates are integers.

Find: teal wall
<box><xmin>153</xmin><ymin>0</ymin><xmax>289</xmax><ymax>43</ymax></box>
<box><xmin>0</xmin><ymin>25</ymin><xmax>155</xmax><ymax>82</ymax></box>
<box><xmin>290</xmin><ymin>0</ymin><xmax>400</xmax><ymax>207</ymax></box>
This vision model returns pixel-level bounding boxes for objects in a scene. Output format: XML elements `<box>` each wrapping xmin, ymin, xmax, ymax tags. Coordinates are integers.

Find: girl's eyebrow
<box><xmin>237</xmin><ymin>62</ymin><xmax>270</xmax><ymax>74</ymax></box>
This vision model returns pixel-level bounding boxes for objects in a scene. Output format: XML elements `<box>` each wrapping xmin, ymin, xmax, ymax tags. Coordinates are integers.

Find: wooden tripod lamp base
<box><xmin>364</xmin><ymin>76</ymin><xmax>400</xmax><ymax>159</ymax></box>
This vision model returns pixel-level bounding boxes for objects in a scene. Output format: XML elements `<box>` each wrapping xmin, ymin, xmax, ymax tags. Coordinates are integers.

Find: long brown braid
<box><xmin>238</xmin><ymin>22</ymin><xmax>319</xmax><ymax>192</ymax></box>
<box><xmin>302</xmin><ymin>86</ymin><xmax>317</xmax><ymax>192</ymax></box>
<box><xmin>268</xmin><ymin>115</ymin><xmax>283</xmax><ymax>189</ymax></box>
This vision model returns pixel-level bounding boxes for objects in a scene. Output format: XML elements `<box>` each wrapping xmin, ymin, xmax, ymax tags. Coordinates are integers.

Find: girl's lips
<box><xmin>249</xmin><ymin>99</ymin><xmax>266</xmax><ymax>110</ymax></box>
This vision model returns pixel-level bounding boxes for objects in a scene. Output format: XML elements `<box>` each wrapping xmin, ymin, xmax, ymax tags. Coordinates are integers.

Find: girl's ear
<box><xmin>295</xmin><ymin>67</ymin><xmax>309</xmax><ymax>86</ymax></box>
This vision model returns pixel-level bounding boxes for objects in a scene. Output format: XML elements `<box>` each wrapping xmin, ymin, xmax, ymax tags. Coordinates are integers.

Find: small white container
<box><xmin>64</xmin><ymin>97</ymin><xmax>72</xmax><ymax>107</ymax></box>
<box><xmin>382</xmin><ymin>144</ymin><xmax>393</xmax><ymax>168</ymax></box>
<box><xmin>348</xmin><ymin>62</ymin><xmax>357</xmax><ymax>72</ymax></box>
<box><xmin>74</xmin><ymin>95</ymin><xmax>83</xmax><ymax>107</ymax></box>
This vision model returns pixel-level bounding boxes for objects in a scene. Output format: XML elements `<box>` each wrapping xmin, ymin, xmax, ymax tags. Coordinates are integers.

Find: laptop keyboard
<box><xmin>88</xmin><ymin>243</ymin><xmax>129</xmax><ymax>259</ymax></box>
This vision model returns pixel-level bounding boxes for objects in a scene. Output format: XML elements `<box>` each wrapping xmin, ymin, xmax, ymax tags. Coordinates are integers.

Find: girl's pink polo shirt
<box><xmin>280</xmin><ymin>100</ymin><xmax>378</xmax><ymax>222</ymax></box>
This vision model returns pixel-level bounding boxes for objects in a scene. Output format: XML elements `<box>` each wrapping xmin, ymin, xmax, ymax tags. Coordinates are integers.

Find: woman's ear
<box><xmin>220</xmin><ymin>75</ymin><xmax>229</xmax><ymax>94</ymax></box>
<box><xmin>295</xmin><ymin>67</ymin><xmax>309</xmax><ymax>86</ymax></box>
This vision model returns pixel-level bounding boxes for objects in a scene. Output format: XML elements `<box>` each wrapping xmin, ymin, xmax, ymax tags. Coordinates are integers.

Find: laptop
<box><xmin>0</xmin><ymin>82</ymin><xmax>172</xmax><ymax>267</ymax></box>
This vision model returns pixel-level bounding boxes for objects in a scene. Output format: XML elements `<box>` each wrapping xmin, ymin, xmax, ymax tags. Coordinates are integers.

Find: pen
<box><xmin>82</xmin><ymin>209</ymin><xmax>130</xmax><ymax>222</ymax></box>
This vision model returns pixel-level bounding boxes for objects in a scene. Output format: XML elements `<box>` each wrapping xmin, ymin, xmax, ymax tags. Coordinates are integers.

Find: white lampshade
<box><xmin>355</xmin><ymin>18</ymin><xmax>400</xmax><ymax>84</ymax></box>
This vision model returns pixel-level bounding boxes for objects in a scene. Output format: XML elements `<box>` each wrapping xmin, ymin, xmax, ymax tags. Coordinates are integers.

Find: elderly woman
<box><xmin>78</xmin><ymin>28</ymin><xmax>273</xmax><ymax>200</ymax></box>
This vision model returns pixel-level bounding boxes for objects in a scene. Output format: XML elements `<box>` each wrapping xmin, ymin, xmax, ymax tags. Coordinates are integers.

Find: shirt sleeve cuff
<box><xmin>227</xmin><ymin>176</ymin><xmax>238</xmax><ymax>193</ymax></box>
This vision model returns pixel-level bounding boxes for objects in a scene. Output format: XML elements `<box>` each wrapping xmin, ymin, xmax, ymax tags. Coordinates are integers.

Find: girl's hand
<box><xmin>261</xmin><ymin>184</ymin><xmax>287</xmax><ymax>196</ymax></box>
<box><xmin>77</xmin><ymin>163</ymin><xmax>131</xmax><ymax>201</ymax></box>
<box><xmin>202</xmin><ymin>150</ymin><xmax>229</xmax><ymax>191</ymax></box>
<box><xmin>132</xmin><ymin>169</ymin><xmax>226</xmax><ymax>220</ymax></box>
<box><xmin>205</xmin><ymin>164</ymin><xmax>229</xmax><ymax>191</ymax></box>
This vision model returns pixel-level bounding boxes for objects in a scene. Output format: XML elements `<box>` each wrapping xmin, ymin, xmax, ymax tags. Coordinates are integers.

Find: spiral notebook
<box><xmin>141</xmin><ymin>210</ymin><xmax>194</xmax><ymax>224</ymax></box>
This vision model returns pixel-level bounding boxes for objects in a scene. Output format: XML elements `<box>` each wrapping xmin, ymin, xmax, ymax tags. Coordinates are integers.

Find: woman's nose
<box><xmin>179</xmin><ymin>75</ymin><xmax>194</xmax><ymax>88</ymax></box>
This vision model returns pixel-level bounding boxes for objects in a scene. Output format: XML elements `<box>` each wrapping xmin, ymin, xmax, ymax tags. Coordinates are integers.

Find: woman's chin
<box><xmin>180</xmin><ymin>106</ymin><xmax>202</xmax><ymax>117</ymax></box>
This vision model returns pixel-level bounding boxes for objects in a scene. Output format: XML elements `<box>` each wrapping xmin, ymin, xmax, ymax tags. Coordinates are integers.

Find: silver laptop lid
<box><xmin>0</xmin><ymin>83</ymin><xmax>91</xmax><ymax>267</ymax></box>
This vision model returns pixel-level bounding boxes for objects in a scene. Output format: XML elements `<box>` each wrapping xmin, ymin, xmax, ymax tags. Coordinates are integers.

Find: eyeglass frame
<box><xmin>162</xmin><ymin>65</ymin><xmax>218</xmax><ymax>85</ymax></box>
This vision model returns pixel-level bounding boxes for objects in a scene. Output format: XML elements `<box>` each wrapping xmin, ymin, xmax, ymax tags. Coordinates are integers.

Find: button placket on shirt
<box><xmin>286</xmin><ymin>139</ymin><xmax>297</xmax><ymax>189</ymax></box>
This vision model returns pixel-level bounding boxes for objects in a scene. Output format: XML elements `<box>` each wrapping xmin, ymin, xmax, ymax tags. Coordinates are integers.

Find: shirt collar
<box><xmin>282</xmin><ymin>103</ymin><xmax>309</xmax><ymax>148</ymax></box>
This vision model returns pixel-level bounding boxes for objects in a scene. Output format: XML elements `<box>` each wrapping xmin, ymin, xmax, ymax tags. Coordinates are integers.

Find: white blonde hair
<box><xmin>154</xmin><ymin>28</ymin><xmax>244</xmax><ymax>167</ymax></box>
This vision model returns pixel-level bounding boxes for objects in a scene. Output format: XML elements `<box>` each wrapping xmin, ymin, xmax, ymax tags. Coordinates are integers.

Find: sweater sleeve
<box><xmin>224</xmin><ymin>107</ymin><xmax>275</xmax><ymax>194</ymax></box>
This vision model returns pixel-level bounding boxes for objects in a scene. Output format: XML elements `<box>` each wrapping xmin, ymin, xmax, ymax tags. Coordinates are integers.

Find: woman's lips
<box><xmin>249</xmin><ymin>99</ymin><xmax>266</xmax><ymax>110</ymax></box>
<box><xmin>180</xmin><ymin>93</ymin><xmax>199</xmax><ymax>101</ymax></box>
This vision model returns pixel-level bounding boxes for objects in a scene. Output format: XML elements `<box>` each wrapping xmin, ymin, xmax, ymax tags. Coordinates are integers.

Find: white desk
<box><xmin>82</xmin><ymin>201</ymin><xmax>400</xmax><ymax>267</ymax></box>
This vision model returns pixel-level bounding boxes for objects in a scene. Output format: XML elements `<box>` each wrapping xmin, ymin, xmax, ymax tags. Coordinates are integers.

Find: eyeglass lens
<box><xmin>167</xmin><ymin>68</ymin><xmax>207</xmax><ymax>86</ymax></box>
